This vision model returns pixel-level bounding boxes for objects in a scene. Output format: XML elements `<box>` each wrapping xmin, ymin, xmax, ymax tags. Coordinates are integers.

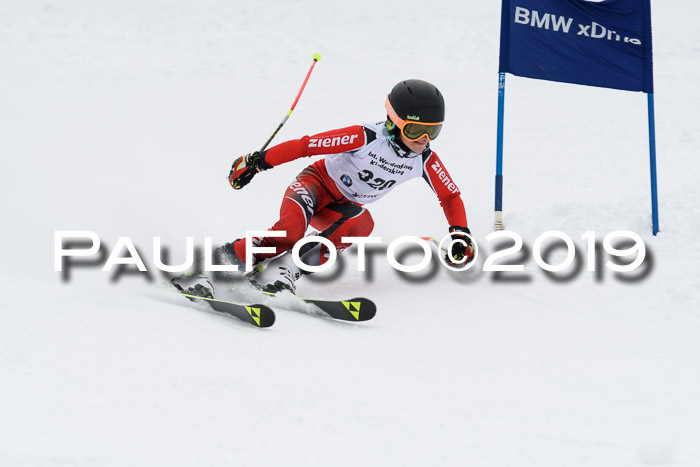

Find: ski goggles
<box><xmin>385</xmin><ymin>96</ymin><xmax>443</xmax><ymax>141</ymax></box>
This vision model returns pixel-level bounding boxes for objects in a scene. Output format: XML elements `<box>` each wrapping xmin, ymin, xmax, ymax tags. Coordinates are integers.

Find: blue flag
<box><xmin>499</xmin><ymin>0</ymin><xmax>653</xmax><ymax>93</ymax></box>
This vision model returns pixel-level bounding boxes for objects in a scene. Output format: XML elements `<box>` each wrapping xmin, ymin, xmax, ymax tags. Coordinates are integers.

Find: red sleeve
<box><xmin>422</xmin><ymin>151</ymin><xmax>468</xmax><ymax>227</ymax></box>
<box><xmin>262</xmin><ymin>125</ymin><xmax>366</xmax><ymax>167</ymax></box>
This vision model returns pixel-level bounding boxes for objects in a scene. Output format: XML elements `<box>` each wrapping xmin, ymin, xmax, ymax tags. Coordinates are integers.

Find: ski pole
<box><xmin>259</xmin><ymin>53</ymin><xmax>322</xmax><ymax>153</ymax></box>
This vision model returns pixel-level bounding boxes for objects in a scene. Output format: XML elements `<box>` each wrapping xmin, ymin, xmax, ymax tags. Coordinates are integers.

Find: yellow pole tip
<box><xmin>312</xmin><ymin>53</ymin><xmax>322</xmax><ymax>62</ymax></box>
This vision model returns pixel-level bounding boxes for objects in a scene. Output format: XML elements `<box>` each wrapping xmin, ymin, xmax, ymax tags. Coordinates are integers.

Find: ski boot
<box><xmin>171</xmin><ymin>272</ymin><xmax>215</xmax><ymax>299</ymax></box>
<box><xmin>250</xmin><ymin>252</ymin><xmax>301</xmax><ymax>294</ymax></box>
<box><xmin>215</xmin><ymin>240</ymin><xmax>247</xmax><ymax>269</ymax></box>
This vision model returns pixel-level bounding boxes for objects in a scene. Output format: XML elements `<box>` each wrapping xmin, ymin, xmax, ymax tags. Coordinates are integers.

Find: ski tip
<box><xmin>247</xmin><ymin>304</ymin><xmax>276</xmax><ymax>328</ymax></box>
<box><xmin>178</xmin><ymin>293</ymin><xmax>276</xmax><ymax>328</ymax></box>
<box><xmin>344</xmin><ymin>298</ymin><xmax>377</xmax><ymax>321</ymax></box>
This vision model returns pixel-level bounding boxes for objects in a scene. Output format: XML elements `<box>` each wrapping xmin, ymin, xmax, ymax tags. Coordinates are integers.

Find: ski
<box><xmin>178</xmin><ymin>292</ymin><xmax>276</xmax><ymax>328</ymax></box>
<box><xmin>262</xmin><ymin>291</ymin><xmax>376</xmax><ymax>322</ymax></box>
<box><xmin>301</xmin><ymin>296</ymin><xmax>376</xmax><ymax>322</ymax></box>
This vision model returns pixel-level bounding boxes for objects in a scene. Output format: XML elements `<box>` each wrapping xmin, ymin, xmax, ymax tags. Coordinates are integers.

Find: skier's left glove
<box><xmin>229</xmin><ymin>151</ymin><xmax>271</xmax><ymax>190</ymax></box>
<box><xmin>445</xmin><ymin>226</ymin><xmax>475</xmax><ymax>266</ymax></box>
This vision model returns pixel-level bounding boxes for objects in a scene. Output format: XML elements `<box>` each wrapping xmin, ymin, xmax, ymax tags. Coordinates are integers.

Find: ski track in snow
<box><xmin>1</xmin><ymin>1</ymin><xmax>699</xmax><ymax>466</ymax></box>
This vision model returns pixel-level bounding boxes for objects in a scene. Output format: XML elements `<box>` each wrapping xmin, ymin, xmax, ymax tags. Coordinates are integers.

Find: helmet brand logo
<box><xmin>406</xmin><ymin>115</ymin><xmax>420</xmax><ymax>121</ymax></box>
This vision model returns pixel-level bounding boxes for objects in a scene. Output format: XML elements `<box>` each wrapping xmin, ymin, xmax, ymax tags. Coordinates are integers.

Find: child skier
<box><xmin>173</xmin><ymin>79</ymin><xmax>474</xmax><ymax>297</ymax></box>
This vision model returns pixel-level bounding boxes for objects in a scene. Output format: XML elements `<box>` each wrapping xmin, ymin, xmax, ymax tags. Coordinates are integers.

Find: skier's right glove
<box><xmin>229</xmin><ymin>151</ymin><xmax>271</xmax><ymax>190</ymax></box>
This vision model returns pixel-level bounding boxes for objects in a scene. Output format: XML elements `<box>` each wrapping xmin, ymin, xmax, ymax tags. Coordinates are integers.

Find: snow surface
<box><xmin>2</xmin><ymin>1</ymin><xmax>699</xmax><ymax>466</ymax></box>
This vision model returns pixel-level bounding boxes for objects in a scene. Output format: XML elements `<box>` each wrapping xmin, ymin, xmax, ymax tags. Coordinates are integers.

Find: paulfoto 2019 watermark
<box><xmin>54</xmin><ymin>230</ymin><xmax>648</xmax><ymax>277</ymax></box>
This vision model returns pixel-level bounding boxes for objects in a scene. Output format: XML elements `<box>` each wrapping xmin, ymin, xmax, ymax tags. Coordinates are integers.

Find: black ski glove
<box><xmin>445</xmin><ymin>225</ymin><xmax>475</xmax><ymax>266</ymax></box>
<box><xmin>229</xmin><ymin>151</ymin><xmax>271</xmax><ymax>190</ymax></box>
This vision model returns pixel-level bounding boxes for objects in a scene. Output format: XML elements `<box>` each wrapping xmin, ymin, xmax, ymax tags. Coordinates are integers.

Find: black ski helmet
<box><xmin>386</xmin><ymin>79</ymin><xmax>445</xmax><ymax>125</ymax></box>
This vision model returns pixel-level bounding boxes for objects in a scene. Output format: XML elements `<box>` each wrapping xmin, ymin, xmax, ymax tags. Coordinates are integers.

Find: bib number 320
<box><xmin>358</xmin><ymin>170</ymin><xmax>396</xmax><ymax>191</ymax></box>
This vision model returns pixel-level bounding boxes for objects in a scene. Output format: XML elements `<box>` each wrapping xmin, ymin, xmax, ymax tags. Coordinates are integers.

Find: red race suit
<box><xmin>235</xmin><ymin>121</ymin><xmax>469</xmax><ymax>266</ymax></box>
